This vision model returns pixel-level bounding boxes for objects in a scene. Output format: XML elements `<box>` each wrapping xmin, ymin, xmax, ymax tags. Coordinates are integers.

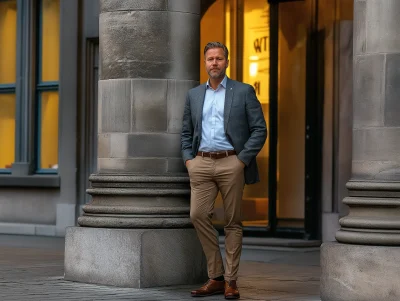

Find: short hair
<box><xmin>204</xmin><ymin>42</ymin><xmax>229</xmax><ymax>60</ymax></box>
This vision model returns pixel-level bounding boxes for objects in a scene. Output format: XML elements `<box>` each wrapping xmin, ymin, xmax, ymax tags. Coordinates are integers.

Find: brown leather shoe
<box><xmin>224</xmin><ymin>280</ymin><xmax>240</xmax><ymax>299</ymax></box>
<box><xmin>191</xmin><ymin>279</ymin><xmax>225</xmax><ymax>297</ymax></box>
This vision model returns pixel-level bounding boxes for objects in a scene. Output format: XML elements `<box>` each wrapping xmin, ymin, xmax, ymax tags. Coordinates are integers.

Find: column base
<box><xmin>64</xmin><ymin>227</ymin><xmax>207</xmax><ymax>288</ymax></box>
<box><xmin>321</xmin><ymin>242</ymin><xmax>400</xmax><ymax>301</ymax></box>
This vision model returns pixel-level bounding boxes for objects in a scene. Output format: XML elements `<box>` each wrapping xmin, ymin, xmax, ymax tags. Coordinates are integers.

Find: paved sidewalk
<box><xmin>0</xmin><ymin>234</ymin><xmax>321</xmax><ymax>301</ymax></box>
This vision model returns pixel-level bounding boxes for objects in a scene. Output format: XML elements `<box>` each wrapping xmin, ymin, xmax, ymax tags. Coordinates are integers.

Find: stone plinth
<box><xmin>65</xmin><ymin>227</ymin><xmax>207</xmax><ymax>288</ymax></box>
<box><xmin>321</xmin><ymin>242</ymin><xmax>400</xmax><ymax>301</ymax></box>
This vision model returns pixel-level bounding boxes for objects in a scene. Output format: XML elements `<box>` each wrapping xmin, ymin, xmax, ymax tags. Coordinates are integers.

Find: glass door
<box><xmin>200</xmin><ymin>0</ymin><xmax>321</xmax><ymax>239</ymax></box>
<box><xmin>201</xmin><ymin>0</ymin><xmax>271</xmax><ymax>229</ymax></box>
<box><xmin>276</xmin><ymin>1</ymin><xmax>310</xmax><ymax>230</ymax></box>
<box><xmin>241</xmin><ymin>0</ymin><xmax>270</xmax><ymax>228</ymax></box>
<box><xmin>270</xmin><ymin>0</ymin><xmax>321</xmax><ymax>238</ymax></box>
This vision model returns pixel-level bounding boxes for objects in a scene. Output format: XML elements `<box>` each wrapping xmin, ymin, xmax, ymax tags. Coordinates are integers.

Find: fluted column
<box><xmin>64</xmin><ymin>0</ymin><xmax>207</xmax><ymax>288</ymax></box>
<box><xmin>321</xmin><ymin>1</ymin><xmax>400</xmax><ymax>300</ymax></box>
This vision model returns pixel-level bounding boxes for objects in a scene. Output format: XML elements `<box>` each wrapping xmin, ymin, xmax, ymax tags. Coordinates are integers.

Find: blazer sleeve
<box><xmin>237</xmin><ymin>85</ymin><xmax>267</xmax><ymax>166</ymax></box>
<box><xmin>181</xmin><ymin>92</ymin><xmax>195</xmax><ymax>163</ymax></box>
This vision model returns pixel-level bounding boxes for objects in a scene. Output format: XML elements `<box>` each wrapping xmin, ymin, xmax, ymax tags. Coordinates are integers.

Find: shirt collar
<box><xmin>206</xmin><ymin>75</ymin><xmax>227</xmax><ymax>90</ymax></box>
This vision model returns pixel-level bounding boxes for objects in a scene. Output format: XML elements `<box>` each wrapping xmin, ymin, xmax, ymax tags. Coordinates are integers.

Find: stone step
<box><xmin>219</xmin><ymin>236</ymin><xmax>321</xmax><ymax>250</ymax></box>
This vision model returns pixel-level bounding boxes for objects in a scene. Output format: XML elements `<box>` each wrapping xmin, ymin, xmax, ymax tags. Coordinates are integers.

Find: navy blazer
<box><xmin>181</xmin><ymin>77</ymin><xmax>267</xmax><ymax>184</ymax></box>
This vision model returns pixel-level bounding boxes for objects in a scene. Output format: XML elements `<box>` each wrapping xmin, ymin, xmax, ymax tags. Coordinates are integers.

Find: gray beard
<box><xmin>208</xmin><ymin>70</ymin><xmax>225</xmax><ymax>80</ymax></box>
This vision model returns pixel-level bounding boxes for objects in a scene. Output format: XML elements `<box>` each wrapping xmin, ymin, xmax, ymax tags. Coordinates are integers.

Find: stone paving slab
<box><xmin>0</xmin><ymin>235</ymin><xmax>321</xmax><ymax>301</ymax></box>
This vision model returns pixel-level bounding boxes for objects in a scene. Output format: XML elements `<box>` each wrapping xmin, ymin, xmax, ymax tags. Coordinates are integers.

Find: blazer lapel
<box><xmin>224</xmin><ymin>78</ymin><xmax>235</xmax><ymax>132</ymax></box>
<box><xmin>195</xmin><ymin>84</ymin><xmax>206</xmax><ymax>133</ymax></box>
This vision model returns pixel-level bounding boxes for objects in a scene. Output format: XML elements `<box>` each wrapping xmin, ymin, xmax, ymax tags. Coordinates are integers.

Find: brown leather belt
<box><xmin>197</xmin><ymin>150</ymin><xmax>236</xmax><ymax>159</ymax></box>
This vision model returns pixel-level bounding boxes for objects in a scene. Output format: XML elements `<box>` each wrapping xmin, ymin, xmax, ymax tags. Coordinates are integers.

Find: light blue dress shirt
<box><xmin>198</xmin><ymin>76</ymin><xmax>234</xmax><ymax>152</ymax></box>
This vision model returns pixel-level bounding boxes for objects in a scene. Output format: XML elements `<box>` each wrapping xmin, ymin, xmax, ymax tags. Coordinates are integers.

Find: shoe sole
<box><xmin>191</xmin><ymin>290</ymin><xmax>225</xmax><ymax>297</ymax></box>
<box><xmin>225</xmin><ymin>295</ymin><xmax>240</xmax><ymax>299</ymax></box>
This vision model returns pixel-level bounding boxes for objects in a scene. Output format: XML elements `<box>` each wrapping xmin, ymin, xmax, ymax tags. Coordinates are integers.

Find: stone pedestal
<box><xmin>321</xmin><ymin>243</ymin><xmax>400</xmax><ymax>301</ymax></box>
<box><xmin>64</xmin><ymin>1</ymin><xmax>205</xmax><ymax>288</ymax></box>
<box><xmin>65</xmin><ymin>227</ymin><xmax>207</xmax><ymax>288</ymax></box>
<box><xmin>322</xmin><ymin>181</ymin><xmax>400</xmax><ymax>300</ymax></box>
<box><xmin>321</xmin><ymin>0</ymin><xmax>400</xmax><ymax>300</ymax></box>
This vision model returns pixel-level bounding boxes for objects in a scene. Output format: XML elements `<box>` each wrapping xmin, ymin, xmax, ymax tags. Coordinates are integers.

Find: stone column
<box><xmin>64</xmin><ymin>0</ymin><xmax>207</xmax><ymax>288</ymax></box>
<box><xmin>321</xmin><ymin>0</ymin><xmax>400</xmax><ymax>300</ymax></box>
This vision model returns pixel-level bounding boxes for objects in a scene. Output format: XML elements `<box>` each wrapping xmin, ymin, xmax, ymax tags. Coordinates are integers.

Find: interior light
<box><xmin>250</xmin><ymin>63</ymin><xmax>258</xmax><ymax>77</ymax></box>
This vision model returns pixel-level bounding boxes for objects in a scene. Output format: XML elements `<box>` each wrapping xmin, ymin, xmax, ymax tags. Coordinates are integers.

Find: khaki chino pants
<box><xmin>187</xmin><ymin>154</ymin><xmax>245</xmax><ymax>281</ymax></box>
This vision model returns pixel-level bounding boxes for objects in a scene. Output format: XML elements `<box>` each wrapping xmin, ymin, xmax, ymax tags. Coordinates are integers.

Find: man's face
<box><xmin>204</xmin><ymin>47</ymin><xmax>229</xmax><ymax>80</ymax></box>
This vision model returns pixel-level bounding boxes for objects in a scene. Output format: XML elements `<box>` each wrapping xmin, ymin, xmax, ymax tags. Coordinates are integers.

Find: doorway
<box><xmin>201</xmin><ymin>0</ymin><xmax>322</xmax><ymax>239</ymax></box>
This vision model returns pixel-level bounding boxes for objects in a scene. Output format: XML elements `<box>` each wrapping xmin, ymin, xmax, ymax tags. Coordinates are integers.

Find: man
<box><xmin>181</xmin><ymin>42</ymin><xmax>267</xmax><ymax>299</ymax></box>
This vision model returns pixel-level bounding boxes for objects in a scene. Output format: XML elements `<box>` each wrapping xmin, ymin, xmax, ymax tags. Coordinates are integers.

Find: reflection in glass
<box><xmin>41</xmin><ymin>0</ymin><xmax>60</xmax><ymax>82</ymax></box>
<box><xmin>241</xmin><ymin>0</ymin><xmax>270</xmax><ymax>227</ymax></box>
<box><xmin>0</xmin><ymin>0</ymin><xmax>17</xmax><ymax>84</ymax></box>
<box><xmin>0</xmin><ymin>94</ymin><xmax>15</xmax><ymax>169</ymax></box>
<box><xmin>276</xmin><ymin>1</ymin><xmax>310</xmax><ymax>228</ymax></box>
<box><xmin>39</xmin><ymin>92</ymin><xmax>59</xmax><ymax>169</ymax></box>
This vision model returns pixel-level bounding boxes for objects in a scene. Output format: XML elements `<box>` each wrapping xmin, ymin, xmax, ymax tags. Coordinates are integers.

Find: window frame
<box><xmin>0</xmin><ymin>0</ymin><xmax>61</xmax><ymax>186</ymax></box>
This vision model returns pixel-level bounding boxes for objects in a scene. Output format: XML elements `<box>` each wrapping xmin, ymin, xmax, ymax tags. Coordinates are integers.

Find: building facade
<box><xmin>0</xmin><ymin>0</ymin><xmax>353</xmax><ymax>241</ymax></box>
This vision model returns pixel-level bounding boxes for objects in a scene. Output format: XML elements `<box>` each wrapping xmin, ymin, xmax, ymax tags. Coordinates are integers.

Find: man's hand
<box><xmin>185</xmin><ymin>159</ymin><xmax>192</xmax><ymax>168</ymax></box>
<box><xmin>238</xmin><ymin>160</ymin><xmax>246</xmax><ymax>169</ymax></box>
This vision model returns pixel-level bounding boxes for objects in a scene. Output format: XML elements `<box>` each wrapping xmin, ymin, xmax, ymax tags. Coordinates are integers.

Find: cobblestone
<box><xmin>0</xmin><ymin>235</ymin><xmax>321</xmax><ymax>301</ymax></box>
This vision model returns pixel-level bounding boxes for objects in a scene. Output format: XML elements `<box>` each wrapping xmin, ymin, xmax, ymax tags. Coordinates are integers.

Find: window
<box><xmin>36</xmin><ymin>0</ymin><xmax>60</xmax><ymax>172</ymax></box>
<box><xmin>0</xmin><ymin>0</ymin><xmax>17</xmax><ymax>172</ymax></box>
<box><xmin>0</xmin><ymin>0</ymin><xmax>60</xmax><ymax>176</ymax></box>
